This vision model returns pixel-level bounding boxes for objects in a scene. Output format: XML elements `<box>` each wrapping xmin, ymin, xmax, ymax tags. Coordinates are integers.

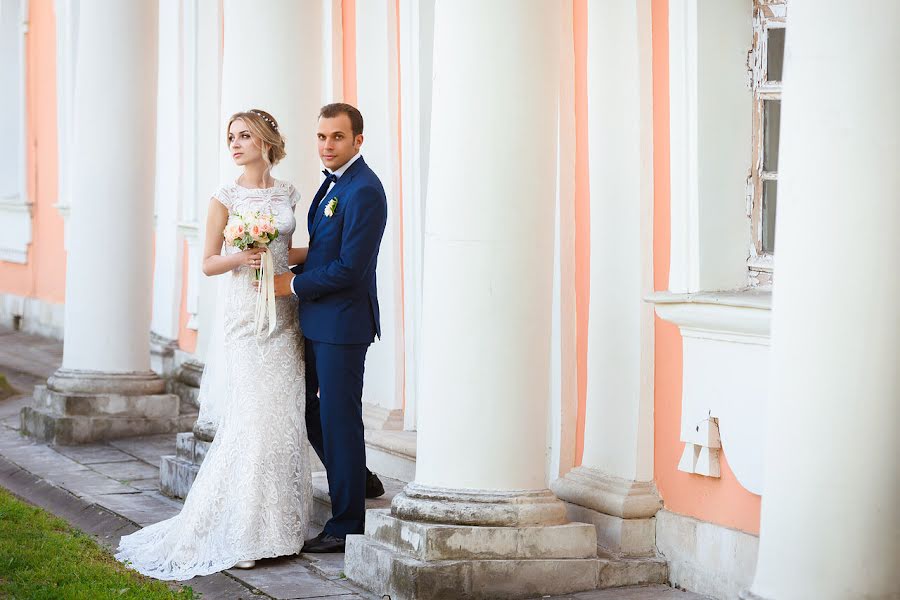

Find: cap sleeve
<box><xmin>212</xmin><ymin>185</ymin><xmax>234</xmax><ymax>210</ymax></box>
<box><xmin>288</xmin><ymin>184</ymin><xmax>301</xmax><ymax>209</ymax></box>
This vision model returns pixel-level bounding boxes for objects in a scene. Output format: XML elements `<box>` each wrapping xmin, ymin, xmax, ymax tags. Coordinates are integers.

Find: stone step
<box><xmin>364</xmin><ymin>429</ymin><xmax>416</xmax><ymax>483</ymax></box>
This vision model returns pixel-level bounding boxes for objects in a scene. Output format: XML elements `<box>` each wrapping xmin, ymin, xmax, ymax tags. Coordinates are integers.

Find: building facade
<box><xmin>0</xmin><ymin>1</ymin><xmax>897</xmax><ymax>599</ymax></box>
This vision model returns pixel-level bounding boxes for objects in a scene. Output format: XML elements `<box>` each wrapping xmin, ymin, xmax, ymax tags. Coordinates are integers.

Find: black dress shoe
<box><xmin>301</xmin><ymin>531</ymin><xmax>346</xmax><ymax>553</ymax></box>
<box><xmin>365</xmin><ymin>472</ymin><xmax>385</xmax><ymax>499</ymax></box>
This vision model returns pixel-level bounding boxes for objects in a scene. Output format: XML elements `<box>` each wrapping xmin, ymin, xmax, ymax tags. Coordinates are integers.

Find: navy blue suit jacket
<box><xmin>291</xmin><ymin>156</ymin><xmax>387</xmax><ymax>345</ymax></box>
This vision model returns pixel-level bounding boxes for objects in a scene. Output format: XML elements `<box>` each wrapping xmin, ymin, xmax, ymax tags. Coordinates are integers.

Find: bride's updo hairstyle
<box><xmin>226</xmin><ymin>109</ymin><xmax>286</xmax><ymax>167</ymax></box>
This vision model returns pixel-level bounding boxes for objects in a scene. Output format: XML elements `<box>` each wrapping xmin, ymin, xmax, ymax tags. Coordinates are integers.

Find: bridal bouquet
<box><xmin>223</xmin><ymin>212</ymin><xmax>279</xmax><ymax>336</ymax></box>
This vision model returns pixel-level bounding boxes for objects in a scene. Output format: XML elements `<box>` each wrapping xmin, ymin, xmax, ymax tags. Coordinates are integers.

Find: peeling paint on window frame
<box><xmin>747</xmin><ymin>0</ymin><xmax>786</xmax><ymax>287</ymax></box>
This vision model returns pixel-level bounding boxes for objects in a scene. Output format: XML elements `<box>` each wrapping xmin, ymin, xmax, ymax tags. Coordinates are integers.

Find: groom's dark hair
<box><xmin>319</xmin><ymin>103</ymin><xmax>364</xmax><ymax>138</ymax></box>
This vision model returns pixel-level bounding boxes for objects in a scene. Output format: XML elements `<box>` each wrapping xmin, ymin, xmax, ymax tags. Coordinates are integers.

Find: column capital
<box><xmin>552</xmin><ymin>466</ymin><xmax>662</xmax><ymax>519</ymax></box>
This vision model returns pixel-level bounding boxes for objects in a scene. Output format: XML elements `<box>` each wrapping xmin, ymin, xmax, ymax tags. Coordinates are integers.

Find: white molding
<box><xmin>0</xmin><ymin>198</ymin><xmax>32</xmax><ymax>264</ymax></box>
<box><xmin>399</xmin><ymin>0</ymin><xmax>422</xmax><ymax>431</ymax></box>
<box><xmin>321</xmin><ymin>0</ymin><xmax>342</xmax><ymax>103</ymax></box>
<box><xmin>53</xmin><ymin>0</ymin><xmax>78</xmax><ymax>242</ymax></box>
<box><xmin>667</xmin><ymin>0</ymin><xmax>700</xmax><ymax>293</ymax></box>
<box><xmin>355</xmin><ymin>0</ymin><xmax>404</xmax><ymax>413</ymax></box>
<box><xmin>0</xmin><ymin>0</ymin><xmax>30</xmax><ymax>263</ymax></box>
<box><xmin>649</xmin><ymin>290</ymin><xmax>771</xmax><ymax>342</ymax></box>
<box><xmin>649</xmin><ymin>290</ymin><xmax>770</xmax><ymax>493</ymax></box>
<box><xmin>667</xmin><ymin>0</ymin><xmax>753</xmax><ymax>293</ymax></box>
<box><xmin>0</xmin><ymin>293</ymin><xmax>65</xmax><ymax>339</ymax></box>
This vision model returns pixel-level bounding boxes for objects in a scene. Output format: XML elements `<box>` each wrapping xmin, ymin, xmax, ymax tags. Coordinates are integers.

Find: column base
<box><xmin>552</xmin><ymin>466</ymin><xmax>662</xmax><ymax>556</ymax></box>
<box><xmin>345</xmin><ymin>509</ymin><xmax>601</xmax><ymax>600</ymax></box>
<box><xmin>160</xmin><ymin>431</ymin><xmax>209</xmax><ymax>498</ymax></box>
<box><xmin>20</xmin><ymin>370</ymin><xmax>188</xmax><ymax>445</ymax></box>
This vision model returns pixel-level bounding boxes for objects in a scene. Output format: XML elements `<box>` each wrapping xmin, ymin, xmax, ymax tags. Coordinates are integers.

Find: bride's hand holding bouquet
<box><xmin>224</xmin><ymin>212</ymin><xmax>279</xmax><ymax>279</ymax></box>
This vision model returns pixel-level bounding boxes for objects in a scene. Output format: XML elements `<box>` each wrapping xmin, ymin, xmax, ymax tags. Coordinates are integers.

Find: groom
<box><xmin>273</xmin><ymin>103</ymin><xmax>387</xmax><ymax>553</ymax></box>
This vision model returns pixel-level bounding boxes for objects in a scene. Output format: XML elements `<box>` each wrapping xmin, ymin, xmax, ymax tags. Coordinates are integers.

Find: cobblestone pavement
<box><xmin>0</xmin><ymin>326</ymin><xmax>710</xmax><ymax>600</ymax></box>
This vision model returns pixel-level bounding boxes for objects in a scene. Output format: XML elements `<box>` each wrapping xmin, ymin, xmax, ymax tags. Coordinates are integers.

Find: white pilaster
<box><xmin>149</xmin><ymin>0</ymin><xmax>185</xmax><ymax>375</ymax></box>
<box><xmin>744</xmin><ymin>2</ymin><xmax>900</xmax><ymax>599</ymax></box>
<box><xmin>346</xmin><ymin>3</ymin><xmax>601</xmax><ymax>598</ymax></box>
<box><xmin>551</xmin><ymin>0</ymin><xmax>661</xmax><ymax>559</ymax></box>
<box><xmin>398</xmin><ymin>0</ymin><xmax>436</xmax><ymax>431</ymax></box>
<box><xmin>355</xmin><ymin>0</ymin><xmax>404</xmax><ymax>415</ymax></box>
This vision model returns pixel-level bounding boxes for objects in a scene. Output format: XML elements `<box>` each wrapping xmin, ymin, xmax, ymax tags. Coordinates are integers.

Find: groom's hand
<box><xmin>253</xmin><ymin>272</ymin><xmax>294</xmax><ymax>297</ymax></box>
<box><xmin>273</xmin><ymin>272</ymin><xmax>294</xmax><ymax>297</ymax></box>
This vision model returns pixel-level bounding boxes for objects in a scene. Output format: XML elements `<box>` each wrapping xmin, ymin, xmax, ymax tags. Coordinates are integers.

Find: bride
<box><xmin>116</xmin><ymin>109</ymin><xmax>311</xmax><ymax>579</ymax></box>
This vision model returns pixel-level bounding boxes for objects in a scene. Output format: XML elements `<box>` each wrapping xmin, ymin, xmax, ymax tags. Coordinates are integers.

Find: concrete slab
<box><xmin>88</xmin><ymin>459</ymin><xmax>160</xmax><ymax>482</ymax></box>
<box><xmin>52</xmin><ymin>444</ymin><xmax>137</xmax><ymax>464</ymax></box>
<box><xmin>109</xmin><ymin>433</ymin><xmax>177</xmax><ymax>465</ymax></box>
<box><xmin>91</xmin><ymin>491</ymin><xmax>181</xmax><ymax>527</ymax></box>
<box><xmin>547</xmin><ymin>585</ymin><xmax>712</xmax><ymax>599</ymax></box>
<box><xmin>126</xmin><ymin>477</ymin><xmax>161</xmax><ymax>491</ymax></box>
<box><xmin>224</xmin><ymin>556</ymin><xmax>357</xmax><ymax>599</ymax></box>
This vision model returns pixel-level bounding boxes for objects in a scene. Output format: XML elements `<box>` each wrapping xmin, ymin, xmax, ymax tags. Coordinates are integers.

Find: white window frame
<box><xmin>747</xmin><ymin>0</ymin><xmax>786</xmax><ymax>284</ymax></box>
<box><xmin>0</xmin><ymin>0</ymin><xmax>31</xmax><ymax>264</ymax></box>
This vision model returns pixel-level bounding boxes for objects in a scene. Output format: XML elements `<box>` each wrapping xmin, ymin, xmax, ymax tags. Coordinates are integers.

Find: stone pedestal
<box><xmin>552</xmin><ymin>467</ymin><xmax>662</xmax><ymax>556</ymax></box>
<box><xmin>21</xmin><ymin>370</ymin><xmax>185</xmax><ymax>445</ymax></box>
<box><xmin>346</xmin><ymin>509</ymin><xmax>600</xmax><ymax>600</ymax></box>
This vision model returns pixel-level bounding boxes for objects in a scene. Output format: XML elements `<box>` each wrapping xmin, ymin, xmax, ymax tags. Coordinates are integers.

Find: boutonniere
<box><xmin>324</xmin><ymin>197</ymin><xmax>338</xmax><ymax>218</ymax></box>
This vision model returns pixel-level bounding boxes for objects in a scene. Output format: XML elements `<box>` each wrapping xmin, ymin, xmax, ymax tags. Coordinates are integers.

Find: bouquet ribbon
<box><xmin>254</xmin><ymin>248</ymin><xmax>277</xmax><ymax>336</ymax></box>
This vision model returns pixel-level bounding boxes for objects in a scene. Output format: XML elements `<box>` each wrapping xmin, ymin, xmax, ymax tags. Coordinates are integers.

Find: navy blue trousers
<box><xmin>304</xmin><ymin>338</ymin><xmax>369</xmax><ymax>538</ymax></box>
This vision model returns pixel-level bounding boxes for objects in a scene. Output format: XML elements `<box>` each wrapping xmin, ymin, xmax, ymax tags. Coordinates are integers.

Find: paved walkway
<box><xmin>0</xmin><ymin>326</ymin><xmax>710</xmax><ymax>600</ymax></box>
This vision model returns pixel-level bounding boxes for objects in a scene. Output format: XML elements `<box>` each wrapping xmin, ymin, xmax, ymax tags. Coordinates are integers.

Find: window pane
<box><xmin>763</xmin><ymin>99</ymin><xmax>781</xmax><ymax>172</ymax></box>
<box><xmin>762</xmin><ymin>180</ymin><xmax>777</xmax><ymax>254</ymax></box>
<box><xmin>767</xmin><ymin>27</ymin><xmax>785</xmax><ymax>81</ymax></box>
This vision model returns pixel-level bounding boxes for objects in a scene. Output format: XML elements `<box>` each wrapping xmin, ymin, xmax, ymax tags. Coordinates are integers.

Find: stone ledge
<box><xmin>564</xmin><ymin>501</ymin><xmax>658</xmax><ymax>557</ymax></box>
<box><xmin>345</xmin><ymin>534</ymin><xmax>602</xmax><ymax>600</ymax></box>
<box><xmin>21</xmin><ymin>407</ymin><xmax>192</xmax><ymax>445</ymax></box>
<box><xmin>37</xmin><ymin>388</ymin><xmax>180</xmax><ymax>419</ymax></box>
<box><xmin>364</xmin><ymin>508</ymin><xmax>597</xmax><ymax>561</ymax></box>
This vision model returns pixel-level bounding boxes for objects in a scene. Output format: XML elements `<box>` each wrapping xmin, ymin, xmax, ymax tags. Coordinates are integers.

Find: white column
<box><xmin>744</xmin><ymin>3</ymin><xmax>900</xmax><ymax>599</ymax></box>
<box><xmin>219</xmin><ymin>0</ymin><xmax>323</xmax><ymax>227</ymax></box>
<box><xmin>21</xmin><ymin>0</ymin><xmax>184</xmax><ymax>445</ymax></box>
<box><xmin>61</xmin><ymin>0</ymin><xmax>159</xmax><ymax>374</ymax></box>
<box><xmin>346</xmin><ymin>3</ymin><xmax>602</xmax><ymax>599</ymax></box>
<box><xmin>355</xmin><ymin>0</ymin><xmax>405</xmax><ymax>420</ymax></box>
<box><xmin>551</xmin><ymin>0</ymin><xmax>661</xmax><ymax>560</ymax></box>
<box><xmin>149</xmin><ymin>0</ymin><xmax>184</xmax><ymax>375</ymax></box>
<box><xmin>412</xmin><ymin>0</ymin><xmax>561</xmax><ymax>495</ymax></box>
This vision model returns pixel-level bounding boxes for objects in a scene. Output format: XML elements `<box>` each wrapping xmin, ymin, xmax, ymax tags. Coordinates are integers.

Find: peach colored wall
<box><xmin>177</xmin><ymin>240</ymin><xmax>197</xmax><ymax>353</ymax></box>
<box><xmin>342</xmin><ymin>0</ymin><xmax>357</xmax><ymax>106</ymax></box>
<box><xmin>650</xmin><ymin>0</ymin><xmax>761</xmax><ymax>535</ymax></box>
<box><xmin>572</xmin><ymin>0</ymin><xmax>590</xmax><ymax>466</ymax></box>
<box><xmin>0</xmin><ymin>0</ymin><xmax>66</xmax><ymax>303</ymax></box>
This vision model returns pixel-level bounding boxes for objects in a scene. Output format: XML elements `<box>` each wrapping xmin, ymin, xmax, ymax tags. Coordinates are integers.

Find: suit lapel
<box><xmin>310</xmin><ymin>157</ymin><xmax>365</xmax><ymax>240</ymax></box>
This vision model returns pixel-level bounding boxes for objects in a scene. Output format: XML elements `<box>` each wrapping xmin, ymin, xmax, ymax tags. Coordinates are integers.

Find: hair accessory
<box><xmin>250</xmin><ymin>110</ymin><xmax>278</xmax><ymax>131</ymax></box>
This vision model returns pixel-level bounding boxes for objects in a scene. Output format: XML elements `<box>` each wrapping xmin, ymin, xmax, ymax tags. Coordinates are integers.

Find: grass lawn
<box><xmin>0</xmin><ymin>487</ymin><xmax>196</xmax><ymax>599</ymax></box>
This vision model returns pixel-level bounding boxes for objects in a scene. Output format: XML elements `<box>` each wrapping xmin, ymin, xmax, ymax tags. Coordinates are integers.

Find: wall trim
<box><xmin>0</xmin><ymin>293</ymin><xmax>64</xmax><ymax>340</ymax></box>
<box><xmin>656</xmin><ymin>509</ymin><xmax>758</xmax><ymax>600</ymax></box>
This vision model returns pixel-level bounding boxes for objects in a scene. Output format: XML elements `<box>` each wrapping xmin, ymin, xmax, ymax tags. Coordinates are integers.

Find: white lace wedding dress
<box><xmin>116</xmin><ymin>180</ymin><xmax>311</xmax><ymax>581</ymax></box>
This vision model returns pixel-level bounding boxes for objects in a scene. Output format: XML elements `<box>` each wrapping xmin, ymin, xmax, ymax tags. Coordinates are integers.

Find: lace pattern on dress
<box><xmin>116</xmin><ymin>179</ymin><xmax>309</xmax><ymax>580</ymax></box>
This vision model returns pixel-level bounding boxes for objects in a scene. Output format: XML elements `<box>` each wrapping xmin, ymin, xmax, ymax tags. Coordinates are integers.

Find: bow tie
<box><xmin>322</xmin><ymin>169</ymin><xmax>337</xmax><ymax>183</ymax></box>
